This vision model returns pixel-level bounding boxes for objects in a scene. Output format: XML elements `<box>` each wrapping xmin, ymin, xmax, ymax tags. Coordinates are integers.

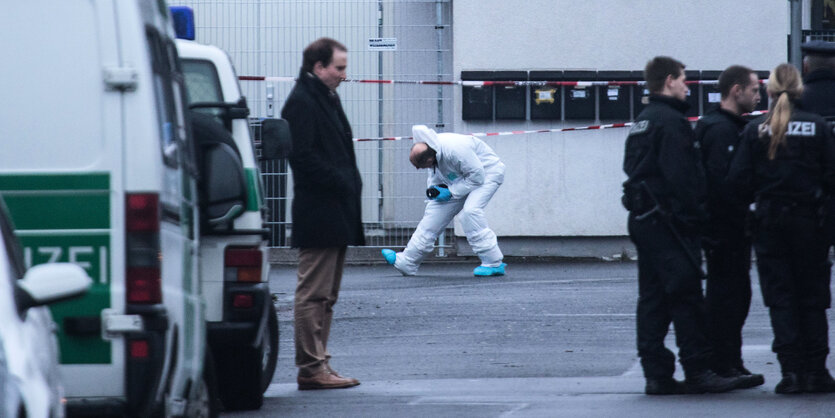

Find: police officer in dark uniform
<box><xmin>729</xmin><ymin>63</ymin><xmax>835</xmax><ymax>394</ymax></box>
<box><xmin>694</xmin><ymin>65</ymin><xmax>764</xmax><ymax>388</ymax></box>
<box><xmin>623</xmin><ymin>56</ymin><xmax>744</xmax><ymax>395</ymax></box>
<box><xmin>799</xmin><ymin>40</ymin><xmax>835</xmax><ymax>247</ymax></box>
<box><xmin>799</xmin><ymin>40</ymin><xmax>835</xmax><ymax>118</ymax></box>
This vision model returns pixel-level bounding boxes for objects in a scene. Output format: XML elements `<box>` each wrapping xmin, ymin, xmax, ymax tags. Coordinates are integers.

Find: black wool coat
<box><xmin>281</xmin><ymin>71</ymin><xmax>365</xmax><ymax>248</ymax></box>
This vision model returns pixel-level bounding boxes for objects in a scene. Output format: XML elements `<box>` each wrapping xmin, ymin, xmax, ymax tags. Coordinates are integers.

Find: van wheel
<box><xmin>216</xmin><ymin>303</ymin><xmax>279</xmax><ymax>411</ymax></box>
<box><xmin>216</xmin><ymin>339</ymin><xmax>265</xmax><ymax>410</ymax></box>
<box><xmin>188</xmin><ymin>347</ymin><xmax>220</xmax><ymax>418</ymax></box>
<box><xmin>262</xmin><ymin>302</ymin><xmax>279</xmax><ymax>393</ymax></box>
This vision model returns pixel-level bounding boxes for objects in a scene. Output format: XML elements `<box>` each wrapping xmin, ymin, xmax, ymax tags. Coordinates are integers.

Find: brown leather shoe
<box><xmin>327</xmin><ymin>367</ymin><xmax>359</xmax><ymax>385</ymax></box>
<box><xmin>298</xmin><ymin>371</ymin><xmax>360</xmax><ymax>390</ymax></box>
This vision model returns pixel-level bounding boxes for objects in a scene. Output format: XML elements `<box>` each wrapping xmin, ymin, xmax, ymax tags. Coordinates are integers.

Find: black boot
<box><xmin>685</xmin><ymin>370</ymin><xmax>741</xmax><ymax>393</ymax></box>
<box><xmin>645</xmin><ymin>377</ymin><xmax>687</xmax><ymax>395</ymax></box>
<box><xmin>717</xmin><ymin>367</ymin><xmax>764</xmax><ymax>389</ymax></box>
<box><xmin>804</xmin><ymin>370</ymin><xmax>835</xmax><ymax>393</ymax></box>
<box><xmin>775</xmin><ymin>372</ymin><xmax>804</xmax><ymax>394</ymax></box>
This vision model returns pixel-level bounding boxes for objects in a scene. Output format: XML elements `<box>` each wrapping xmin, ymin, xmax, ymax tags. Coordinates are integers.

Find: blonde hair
<box><xmin>761</xmin><ymin>63</ymin><xmax>803</xmax><ymax>160</ymax></box>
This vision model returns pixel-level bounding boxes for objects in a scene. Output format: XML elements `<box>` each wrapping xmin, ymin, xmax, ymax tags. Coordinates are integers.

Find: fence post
<box><xmin>789</xmin><ymin>0</ymin><xmax>803</xmax><ymax>70</ymax></box>
<box><xmin>435</xmin><ymin>0</ymin><xmax>445</xmax><ymax>130</ymax></box>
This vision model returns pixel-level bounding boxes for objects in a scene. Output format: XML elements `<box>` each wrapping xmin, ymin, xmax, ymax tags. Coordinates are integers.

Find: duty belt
<box><xmin>756</xmin><ymin>199</ymin><xmax>821</xmax><ymax>220</ymax></box>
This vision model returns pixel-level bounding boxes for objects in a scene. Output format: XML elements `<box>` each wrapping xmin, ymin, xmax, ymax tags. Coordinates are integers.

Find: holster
<box><xmin>622</xmin><ymin>186</ymin><xmax>652</xmax><ymax>214</ymax></box>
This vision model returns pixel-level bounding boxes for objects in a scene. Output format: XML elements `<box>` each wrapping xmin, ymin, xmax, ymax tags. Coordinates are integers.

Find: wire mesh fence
<box><xmin>170</xmin><ymin>0</ymin><xmax>454</xmax><ymax>249</ymax></box>
<box><xmin>253</xmin><ymin>118</ymin><xmax>456</xmax><ymax>249</ymax></box>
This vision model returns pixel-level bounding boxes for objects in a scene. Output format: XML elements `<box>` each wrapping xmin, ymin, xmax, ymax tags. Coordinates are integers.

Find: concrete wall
<box><xmin>452</xmin><ymin>0</ymin><xmax>788</xmax><ymax>240</ymax></box>
<box><xmin>454</xmin><ymin>1</ymin><xmax>787</xmax><ymax>71</ymax></box>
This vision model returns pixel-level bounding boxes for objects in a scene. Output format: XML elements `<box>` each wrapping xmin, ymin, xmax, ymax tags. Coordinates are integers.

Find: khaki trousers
<box><xmin>295</xmin><ymin>247</ymin><xmax>346</xmax><ymax>377</ymax></box>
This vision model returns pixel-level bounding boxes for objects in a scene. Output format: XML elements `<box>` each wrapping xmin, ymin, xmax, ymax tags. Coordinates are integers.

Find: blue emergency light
<box><xmin>170</xmin><ymin>6</ymin><xmax>195</xmax><ymax>40</ymax></box>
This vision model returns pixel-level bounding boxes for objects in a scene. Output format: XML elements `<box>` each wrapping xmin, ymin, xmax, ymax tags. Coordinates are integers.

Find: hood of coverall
<box><xmin>412</xmin><ymin>125</ymin><xmax>440</xmax><ymax>152</ymax></box>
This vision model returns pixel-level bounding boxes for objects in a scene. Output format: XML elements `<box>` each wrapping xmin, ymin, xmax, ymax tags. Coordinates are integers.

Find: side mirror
<box><xmin>15</xmin><ymin>263</ymin><xmax>92</xmax><ymax>311</ymax></box>
<box><xmin>228</xmin><ymin>97</ymin><xmax>250</xmax><ymax>120</ymax></box>
<box><xmin>259</xmin><ymin>118</ymin><xmax>292</xmax><ymax>160</ymax></box>
<box><xmin>203</xmin><ymin>142</ymin><xmax>248</xmax><ymax>226</ymax></box>
<box><xmin>189</xmin><ymin>97</ymin><xmax>250</xmax><ymax>129</ymax></box>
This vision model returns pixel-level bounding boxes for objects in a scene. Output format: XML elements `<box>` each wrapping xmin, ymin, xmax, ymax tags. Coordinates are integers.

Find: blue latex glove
<box><xmin>427</xmin><ymin>185</ymin><xmax>451</xmax><ymax>202</ymax></box>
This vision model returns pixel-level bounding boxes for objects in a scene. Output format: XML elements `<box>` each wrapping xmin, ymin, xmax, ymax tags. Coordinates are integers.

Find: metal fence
<box><xmin>254</xmin><ymin>120</ymin><xmax>454</xmax><ymax>249</ymax></box>
<box><xmin>170</xmin><ymin>0</ymin><xmax>455</xmax><ymax>248</ymax></box>
<box><xmin>804</xmin><ymin>29</ymin><xmax>835</xmax><ymax>41</ymax></box>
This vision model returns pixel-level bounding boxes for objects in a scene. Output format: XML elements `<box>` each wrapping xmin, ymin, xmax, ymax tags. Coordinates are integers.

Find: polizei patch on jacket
<box><xmin>628</xmin><ymin>120</ymin><xmax>649</xmax><ymax>136</ymax></box>
<box><xmin>787</xmin><ymin>121</ymin><xmax>816</xmax><ymax>136</ymax></box>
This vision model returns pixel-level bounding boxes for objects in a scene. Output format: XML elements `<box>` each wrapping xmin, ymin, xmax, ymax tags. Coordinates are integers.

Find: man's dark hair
<box><xmin>302</xmin><ymin>37</ymin><xmax>348</xmax><ymax>73</ymax></box>
<box><xmin>805</xmin><ymin>54</ymin><xmax>835</xmax><ymax>73</ymax></box>
<box><xmin>644</xmin><ymin>56</ymin><xmax>685</xmax><ymax>94</ymax></box>
<box><xmin>718</xmin><ymin>65</ymin><xmax>755</xmax><ymax>99</ymax></box>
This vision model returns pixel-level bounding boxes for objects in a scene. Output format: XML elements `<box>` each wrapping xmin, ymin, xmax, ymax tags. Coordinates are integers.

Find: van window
<box><xmin>167</xmin><ymin>40</ymin><xmax>198</xmax><ymax>175</ymax></box>
<box><xmin>146</xmin><ymin>27</ymin><xmax>193</xmax><ymax>171</ymax></box>
<box><xmin>182</xmin><ymin>60</ymin><xmax>223</xmax><ymax>104</ymax></box>
<box><xmin>181</xmin><ymin>59</ymin><xmax>227</xmax><ymax>127</ymax></box>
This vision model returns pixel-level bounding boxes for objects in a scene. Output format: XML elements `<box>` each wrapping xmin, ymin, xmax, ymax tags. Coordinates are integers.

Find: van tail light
<box><xmin>232</xmin><ymin>293</ymin><xmax>254</xmax><ymax>309</ymax></box>
<box><xmin>126</xmin><ymin>193</ymin><xmax>161</xmax><ymax>304</ymax></box>
<box><xmin>225</xmin><ymin>247</ymin><xmax>262</xmax><ymax>283</ymax></box>
<box><xmin>129</xmin><ymin>339</ymin><xmax>150</xmax><ymax>359</ymax></box>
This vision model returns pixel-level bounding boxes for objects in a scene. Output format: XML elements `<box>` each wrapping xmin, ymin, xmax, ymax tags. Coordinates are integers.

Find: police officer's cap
<box><xmin>801</xmin><ymin>40</ymin><xmax>835</xmax><ymax>56</ymax></box>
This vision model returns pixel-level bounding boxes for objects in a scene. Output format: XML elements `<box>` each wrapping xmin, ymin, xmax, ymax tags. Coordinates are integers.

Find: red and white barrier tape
<box><xmin>240</xmin><ymin>75</ymin><xmax>767</xmax><ymax>87</ymax></box>
<box><xmin>240</xmin><ymin>75</ymin><xmax>471</xmax><ymax>85</ymax></box>
<box><xmin>352</xmin><ymin>111</ymin><xmax>769</xmax><ymax>142</ymax></box>
<box><xmin>354</xmin><ymin>123</ymin><xmax>631</xmax><ymax>142</ymax></box>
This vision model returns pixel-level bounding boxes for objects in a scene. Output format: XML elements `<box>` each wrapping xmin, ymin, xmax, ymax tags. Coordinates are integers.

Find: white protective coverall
<box><xmin>393</xmin><ymin>125</ymin><xmax>505</xmax><ymax>275</ymax></box>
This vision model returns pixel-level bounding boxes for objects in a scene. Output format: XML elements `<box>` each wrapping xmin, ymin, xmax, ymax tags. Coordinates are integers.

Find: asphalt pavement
<box><xmin>223</xmin><ymin>259</ymin><xmax>835</xmax><ymax>417</ymax></box>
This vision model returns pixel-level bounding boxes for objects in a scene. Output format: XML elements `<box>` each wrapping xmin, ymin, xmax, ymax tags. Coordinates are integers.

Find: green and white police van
<box><xmin>1</xmin><ymin>1</ymin><xmax>226</xmax><ymax>416</ymax></box>
<box><xmin>172</xmin><ymin>7</ymin><xmax>289</xmax><ymax>411</ymax></box>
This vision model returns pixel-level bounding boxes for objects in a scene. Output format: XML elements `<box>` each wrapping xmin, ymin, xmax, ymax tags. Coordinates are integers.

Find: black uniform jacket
<box><xmin>694</xmin><ymin>107</ymin><xmax>750</xmax><ymax>225</ymax></box>
<box><xmin>800</xmin><ymin>69</ymin><xmax>835</xmax><ymax>119</ymax></box>
<box><xmin>622</xmin><ymin>95</ymin><xmax>707</xmax><ymax>227</ymax></box>
<box><xmin>281</xmin><ymin>70</ymin><xmax>365</xmax><ymax>248</ymax></box>
<box><xmin>728</xmin><ymin>108</ymin><xmax>835</xmax><ymax>206</ymax></box>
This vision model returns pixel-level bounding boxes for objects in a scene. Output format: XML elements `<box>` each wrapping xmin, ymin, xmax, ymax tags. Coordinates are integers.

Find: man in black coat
<box><xmin>281</xmin><ymin>37</ymin><xmax>364</xmax><ymax>390</ymax></box>
<box><xmin>622</xmin><ymin>56</ymin><xmax>744</xmax><ymax>395</ymax></box>
<box><xmin>695</xmin><ymin>65</ymin><xmax>764</xmax><ymax>388</ymax></box>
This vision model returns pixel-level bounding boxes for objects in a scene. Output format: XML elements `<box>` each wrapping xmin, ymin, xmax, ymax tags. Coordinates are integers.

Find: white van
<box><xmin>0</xmin><ymin>1</ymin><xmax>223</xmax><ymax>416</ymax></box>
<box><xmin>173</xmin><ymin>8</ymin><xmax>290</xmax><ymax>410</ymax></box>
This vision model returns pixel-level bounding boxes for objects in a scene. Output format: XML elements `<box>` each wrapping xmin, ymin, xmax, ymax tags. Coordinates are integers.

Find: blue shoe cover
<box><xmin>473</xmin><ymin>263</ymin><xmax>507</xmax><ymax>276</ymax></box>
<box><xmin>381</xmin><ymin>249</ymin><xmax>396</xmax><ymax>265</ymax></box>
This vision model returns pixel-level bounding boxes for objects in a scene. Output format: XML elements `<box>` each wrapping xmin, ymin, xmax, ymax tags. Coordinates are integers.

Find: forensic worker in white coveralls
<box><xmin>382</xmin><ymin>125</ymin><xmax>507</xmax><ymax>276</ymax></box>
